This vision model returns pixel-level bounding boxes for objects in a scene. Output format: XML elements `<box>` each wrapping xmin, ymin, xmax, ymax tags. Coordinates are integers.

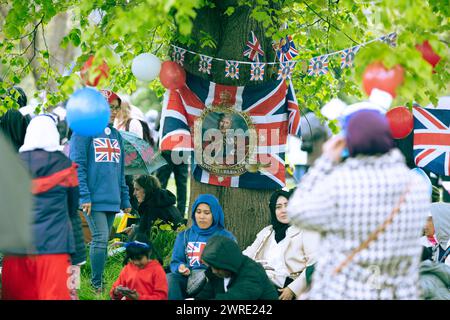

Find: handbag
<box><xmin>186</xmin><ymin>269</ymin><xmax>207</xmax><ymax>297</ymax></box>
<box><xmin>333</xmin><ymin>181</ymin><xmax>412</xmax><ymax>275</ymax></box>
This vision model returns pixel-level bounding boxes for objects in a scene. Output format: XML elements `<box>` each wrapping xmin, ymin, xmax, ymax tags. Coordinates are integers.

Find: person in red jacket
<box><xmin>110</xmin><ymin>236</ymin><xmax>168</xmax><ymax>300</ymax></box>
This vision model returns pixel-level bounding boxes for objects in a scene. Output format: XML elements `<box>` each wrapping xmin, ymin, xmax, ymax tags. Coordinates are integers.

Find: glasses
<box><xmin>110</xmin><ymin>104</ymin><xmax>121</xmax><ymax>111</ymax></box>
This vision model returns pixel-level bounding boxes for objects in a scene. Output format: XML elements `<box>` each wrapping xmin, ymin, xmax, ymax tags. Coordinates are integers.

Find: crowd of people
<box><xmin>0</xmin><ymin>86</ymin><xmax>449</xmax><ymax>300</ymax></box>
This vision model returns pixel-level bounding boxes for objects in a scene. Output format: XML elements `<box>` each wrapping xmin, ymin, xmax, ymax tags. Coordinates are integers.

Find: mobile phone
<box><xmin>117</xmin><ymin>286</ymin><xmax>134</xmax><ymax>295</ymax></box>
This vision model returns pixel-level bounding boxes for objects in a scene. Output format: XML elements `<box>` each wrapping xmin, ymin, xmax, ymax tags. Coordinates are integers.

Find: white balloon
<box><xmin>131</xmin><ymin>53</ymin><xmax>161</xmax><ymax>82</ymax></box>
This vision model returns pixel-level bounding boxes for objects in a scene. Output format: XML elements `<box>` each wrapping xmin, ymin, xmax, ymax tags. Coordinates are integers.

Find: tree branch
<box><xmin>303</xmin><ymin>1</ymin><xmax>360</xmax><ymax>45</ymax></box>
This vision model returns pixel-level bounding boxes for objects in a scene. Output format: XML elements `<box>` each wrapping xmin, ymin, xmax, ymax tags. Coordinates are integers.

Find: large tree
<box><xmin>1</xmin><ymin>0</ymin><xmax>448</xmax><ymax>246</ymax></box>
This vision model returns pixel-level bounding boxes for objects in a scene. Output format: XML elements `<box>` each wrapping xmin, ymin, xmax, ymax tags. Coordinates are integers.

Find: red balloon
<box><xmin>386</xmin><ymin>106</ymin><xmax>413</xmax><ymax>139</ymax></box>
<box><xmin>80</xmin><ymin>56</ymin><xmax>109</xmax><ymax>87</ymax></box>
<box><xmin>159</xmin><ymin>61</ymin><xmax>186</xmax><ymax>90</ymax></box>
<box><xmin>362</xmin><ymin>61</ymin><xmax>405</xmax><ymax>98</ymax></box>
<box><xmin>416</xmin><ymin>40</ymin><xmax>441</xmax><ymax>70</ymax></box>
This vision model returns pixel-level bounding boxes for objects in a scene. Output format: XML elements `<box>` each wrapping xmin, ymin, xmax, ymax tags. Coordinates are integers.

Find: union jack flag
<box><xmin>93</xmin><ymin>138</ymin><xmax>121</xmax><ymax>163</ymax></box>
<box><xmin>243</xmin><ymin>31</ymin><xmax>265</xmax><ymax>62</ymax></box>
<box><xmin>250</xmin><ymin>63</ymin><xmax>265</xmax><ymax>81</ymax></box>
<box><xmin>172</xmin><ymin>47</ymin><xmax>186</xmax><ymax>66</ymax></box>
<box><xmin>274</xmin><ymin>35</ymin><xmax>298</xmax><ymax>62</ymax></box>
<box><xmin>340</xmin><ymin>46</ymin><xmax>360</xmax><ymax>69</ymax></box>
<box><xmin>308</xmin><ymin>55</ymin><xmax>329</xmax><ymax>76</ymax></box>
<box><xmin>277</xmin><ymin>62</ymin><xmax>296</xmax><ymax>80</ymax></box>
<box><xmin>380</xmin><ymin>32</ymin><xmax>397</xmax><ymax>47</ymax></box>
<box><xmin>159</xmin><ymin>72</ymin><xmax>301</xmax><ymax>190</ymax></box>
<box><xmin>224</xmin><ymin>61</ymin><xmax>240</xmax><ymax>80</ymax></box>
<box><xmin>186</xmin><ymin>242</ymin><xmax>207</xmax><ymax>267</ymax></box>
<box><xmin>413</xmin><ymin>106</ymin><xmax>450</xmax><ymax>176</ymax></box>
<box><xmin>198</xmin><ymin>55</ymin><xmax>212</xmax><ymax>75</ymax></box>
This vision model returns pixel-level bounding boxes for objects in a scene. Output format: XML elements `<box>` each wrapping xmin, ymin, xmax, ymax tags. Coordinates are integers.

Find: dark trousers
<box><xmin>157</xmin><ymin>152</ymin><xmax>188</xmax><ymax>216</ymax></box>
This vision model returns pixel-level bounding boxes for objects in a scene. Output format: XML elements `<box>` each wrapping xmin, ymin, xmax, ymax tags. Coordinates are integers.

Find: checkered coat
<box><xmin>287</xmin><ymin>149</ymin><xmax>430</xmax><ymax>300</ymax></box>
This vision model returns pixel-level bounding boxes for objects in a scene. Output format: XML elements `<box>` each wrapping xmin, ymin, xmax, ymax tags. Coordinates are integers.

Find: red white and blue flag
<box><xmin>225</xmin><ymin>61</ymin><xmax>240</xmax><ymax>79</ymax></box>
<box><xmin>277</xmin><ymin>62</ymin><xmax>296</xmax><ymax>80</ymax></box>
<box><xmin>413</xmin><ymin>106</ymin><xmax>450</xmax><ymax>176</ymax></box>
<box><xmin>274</xmin><ymin>35</ymin><xmax>298</xmax><ymax>62</ymax></box>
<box><xmin>308</xmin><ymin>55</ymin><xmax>329</xmax><ymax>76</ymax></box>
<box><xmin>250</xmin><ymin>63</ymin><xmax>265</xmax><ymax>81</ymax></box>
<box><xmin>186</xmin><ymin>241</ymin><xmax>207</xmax><ymax>266</ymax></box>
<box><xmin>199</xmin><ymin>55</ymin><xmax>212</xmax><ymax>75</ymax></box>
<box><xmin>340</xmin><ymin>46</ymin><xmax>360</xmax><ymax>69</ymax></box>
<box><xmin>93</xmin><ymin>138</ymin><xmax>121</xmax><ymax>163</ymax></box>
<box><xmin>243</xmin><ymin>31</ymin><xmax>265</xmax><ymax>62</ymax></box>
<box><xmin>159</xmin><ymin>72</ymin><xmax>301</xmax><ymax>190</ymax></box>
<box><xmin>172</xmin><ymin>47</ymin><xmax>186</xmax><ymax>66</ymax></box>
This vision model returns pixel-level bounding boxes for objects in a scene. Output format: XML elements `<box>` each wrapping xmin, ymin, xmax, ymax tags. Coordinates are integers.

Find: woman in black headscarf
<box><xmin>0</xmin><ymin>108</ymin><xmax>29</xmax><ymax>152</ymax></box>
<box><xmin>242</xmin><ymin>190</ymin><xmax>320</xmax><ymax>300</ymax></box>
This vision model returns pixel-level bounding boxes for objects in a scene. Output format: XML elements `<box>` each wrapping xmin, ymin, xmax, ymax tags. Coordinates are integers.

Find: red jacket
<box><xmin>110</xmin><ymin>260</ymin><xmax>168</xmax><ymax>300</ymax></box>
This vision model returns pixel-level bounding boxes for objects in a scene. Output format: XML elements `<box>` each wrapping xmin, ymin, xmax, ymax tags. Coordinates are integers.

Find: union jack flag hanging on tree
<box><xmin>93</xmin><ymin>138</ymin><xmax>121</xmax><ymax>163</ymax></box>
<box><xmin>308</xmin><ymin>55</ymin><xmax>329</xmax><ymax>76</ymax></box>
<box><xmin>224</xmin><ymin>61</ymin><xmax>240</xmax><ymax>79</ymax></box>
<box><xmin>198</xmin><ymin>55</ymin><xmax>212</xmax><ymax>74</ymax></box>
<box><xmin>159</xmin><ymin>72</ymin><xmax>301</xmax><ymax>190</ymax></box>
<box><xmin>243</xmin><ymin>31</ymin><xmax>265</xmax><ymax>62</ymax></box>
<box><xmin>172</xmin><ymin>47</ymin><xmax>186</xmax><ymax>66</ymax></box>
<box><xmin>277</xmin><ymin>62</ymin><xmax>296</xmax><ymax>80</ymax></box>
<box><xmin>413</xmin><ymin>106</ymin><xmax>450</xmax><ymax>176</ymax></box>
<box><xmin>274</xmin><ymin>35</ymin><xmax>298</xmax><ymax>62</ymax></box>
<box><xmin>250</xmin><ymin>63</ymin><xmax>265</xmax><ymax>81</ymax></box>
<box><xmin>340</xmin><ymin>46</ymin><xmax>360</xmax><ymax>69</ymax></box>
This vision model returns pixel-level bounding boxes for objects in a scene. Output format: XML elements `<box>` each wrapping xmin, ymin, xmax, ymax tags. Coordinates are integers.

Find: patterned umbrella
<box><xmin>119</xmin><ymin>131</ymin><xmax>167</xmax><ymax>175</ymax></box>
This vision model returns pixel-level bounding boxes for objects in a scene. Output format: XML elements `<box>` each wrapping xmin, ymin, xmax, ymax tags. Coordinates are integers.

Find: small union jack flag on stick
<box><xmin>243</xmin><ymin>31</ymin><xmax>265</xmax><ymax>62</ymax></box>
<box><xmin>198</xmin><ymin>55</ymin><xmax>212</xmax><ymax>74</ymax></box>
<box><xmin>224</xmin><ymin>61</ymin><xmax>240</xmax><ymax>79</ymax></box>
<box><xmin>277</xmin><ymin>62</ymin><xmax>296</xmax><ymax>80</ymax></box>
<box><xmin>172</xmin><ymin>47</ymin><xmax>186</xmax><ymax>66</ymax></box>
<box><xmin>340</xmin><ymin>46</ymin><xmax>360</xmax><ymax>69</ymax></box>
<box><xmin>250</xmin><ymin>63</ymin><xmax>265</xmax><ymax>81</ymax></box>
<box><xmin>274</xmin><ymin>35</ymin><xmax>299</xmax><ymax>62</ymax></box>
<box><xmin>308</xmin><ymin>55</ymin><xmax>329</xmax><ymax>76</ymax></box>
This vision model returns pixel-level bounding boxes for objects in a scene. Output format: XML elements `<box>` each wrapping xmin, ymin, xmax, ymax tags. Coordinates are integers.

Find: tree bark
<box><xmin>179</xmin><ymin>3</ymin><xmax>282</xmax><ymax>249</ymax></box>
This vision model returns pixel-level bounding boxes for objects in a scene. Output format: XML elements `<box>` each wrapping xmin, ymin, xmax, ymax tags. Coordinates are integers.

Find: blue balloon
<box><xmin>66</xmin><ymin>87</ymin><xmax>110</xmax><ymax>137</ymax></box>
<box><xmin>411</xmin><ymin>167</ymin><xmax>432</xmax><ymax>196</ymax></box>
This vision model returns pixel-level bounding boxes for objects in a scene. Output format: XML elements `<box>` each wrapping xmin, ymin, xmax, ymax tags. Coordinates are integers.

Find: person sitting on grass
<box><xmin>123</xmin><ymin>175</ymin><xmax>185</xmax><ymax>240</ymax></box>
<box><xmin>110</xmin><ymin>235</ymin><xmax>168</xmax><ymax>300</ymax></box>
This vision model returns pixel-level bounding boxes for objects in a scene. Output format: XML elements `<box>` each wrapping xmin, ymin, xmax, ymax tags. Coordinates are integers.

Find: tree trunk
<box><xmin>179</xmin><ymin>3</ymin><xmax>281</xmax><ymax>249</ymax></box>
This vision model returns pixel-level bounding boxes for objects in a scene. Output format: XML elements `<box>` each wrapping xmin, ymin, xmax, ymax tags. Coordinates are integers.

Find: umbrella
<box><xmin>120</xmin><ymin>130</ymin><xmax>167</xmax><ymax>175</ymax></box>
<box><xmin>0</xmin><ymin>132</ymin><xmax>33</xmax><ymax>250</ymax></box>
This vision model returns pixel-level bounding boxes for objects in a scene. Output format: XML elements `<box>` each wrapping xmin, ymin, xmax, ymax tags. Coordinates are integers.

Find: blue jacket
<box><xmin>69</xmin><ymin>126</ymin><xmax>131</xmax><ymax>212</ymax></box>
<box><xmin>170</xmin><ymin>194</ymin><xmax>236</xmax><ymax>274</ymax></box>
<box><xmin>16</xmin><ymin>150</ymin><xmax>86</xmax><ymax>264</ymax></box>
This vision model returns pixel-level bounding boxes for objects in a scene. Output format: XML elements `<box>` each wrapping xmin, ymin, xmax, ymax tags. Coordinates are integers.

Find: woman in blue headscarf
<box><xmin>167</xmin><ymin>194</ymin><xmax>236</xmax><ymax>300</ymax></box>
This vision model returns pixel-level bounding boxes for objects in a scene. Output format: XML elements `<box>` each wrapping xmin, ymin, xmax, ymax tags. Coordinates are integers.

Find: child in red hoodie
<box><xmin>110</xmin><ymin>236</ymin><xmax>168</xmax><ymax>300</ymax></box>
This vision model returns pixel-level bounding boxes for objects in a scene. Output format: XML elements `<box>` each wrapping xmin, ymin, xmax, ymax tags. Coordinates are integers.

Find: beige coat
<box><xmin>243</xmin><ymin>225</ymin><xmax>320</xmax><ymax>298</ymax></box>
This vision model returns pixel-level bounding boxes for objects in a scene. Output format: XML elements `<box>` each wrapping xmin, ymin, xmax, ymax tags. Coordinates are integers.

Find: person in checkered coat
<box><xmin>288</xmin><ymin>110</ymin><xmax>431</xmax><ymax>300</ymax></box>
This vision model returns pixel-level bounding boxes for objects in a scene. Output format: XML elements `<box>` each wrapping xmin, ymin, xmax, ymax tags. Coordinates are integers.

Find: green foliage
<box><xmin>0</xmin><ymin>0</ymin><xmax>448</xmax><ymax>122</ymax></box>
